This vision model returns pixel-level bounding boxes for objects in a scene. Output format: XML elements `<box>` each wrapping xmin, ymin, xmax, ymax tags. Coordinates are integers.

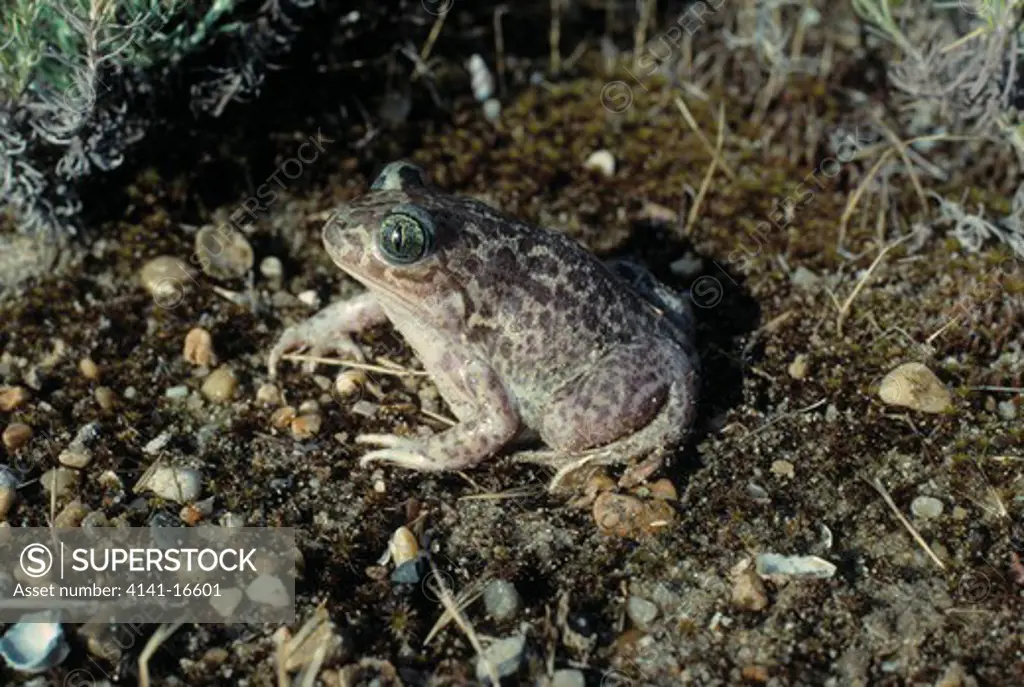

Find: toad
<box><xmin>268</xmin><ymin>161</ymin><xmax>700</xmax><ymax>487</ymax></box>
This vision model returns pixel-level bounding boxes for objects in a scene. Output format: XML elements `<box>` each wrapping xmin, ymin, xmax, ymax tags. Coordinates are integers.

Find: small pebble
<box><xmin>997</xmin><ymin>400</ymin><xmax>1017</xmax><ymax>421</ymax></box>
<box><xmin>245</xmin><ymin>574</ymin><xmax>290</xmax><ymax>607</ymax></box>
<box><xmin>41</xmin><ymin>468</ymin><xmax>79</xmax><ymax>499</ymax></box>
<box><xmin>878</xmin><ymin>362</ymin><xmax>952</xmax><ymax>413</ymax></box>
<box><xmin>260</xmin><ymin>256</ymin><xmax>284</xmax><ymax>281</ymax></box>
<box><xmin>183</xmin><ymin>328</ymin><xmax>217</xmax><ymax>367</ymax></box>
<box><xmin>742</xmin><ymin>665</ymin><xmax>770</xmax><ymax>682</ymax></box>
<box><xmin>551</xmin><ymin>669</ymin><xmax>586</xmax><ymax>687</ymax></box>
<box><xmin>180</xmin><ymin>496</ymin><xmax>215</xmax><ymax>525</ymax></box>
<box><xmin>54</xmin><ymin>500</ymin><xmax>90</xmax><ymax>528</ymax></box>
<box><xmin>910</xmin><ymin>495</ymin><xmax>944</xmax><ymax>520</ymax></box>
<box><xmin>256</xmin><ymin>383</ymin><xmax>281</xmax><ymax>405</ymax></box>
<box><xmin>297</xmin><ymin>399</ymin><xmax>320</xmax><ymax>414</ymax></box>
<box><xmin>584</xmin><ymin>149</ymin><xmax>615</xmax><ymax>177</ymax></box>
<box><xmin>80</xmin><ymin>511</ymin><xmax>109</xmax><ymax>531</ymax></box>
<box><xmin>270</xmin><ymin>406</ymin><xmax>297</xmax><ymax>430</ymax></box>
<box><xmin>482</xmin><ymin>98</ymin><xmax>502</xmax><ymax>121</ymax></box>
<box><xmin>475</xmin><ymin>635</ymin><xmax>526</xmax><ymax>684</ymax></box>
<box><xmin>388</xmin><ymin>526</ymin><xmax>419</xmax><ymax>567</ymax></box>
<box><xmin>143</xmin><ymin>430</ymin><xmax>172</xmax><ymax>455</ymax></box>
<box><xmin>627</xmin><ymin>595</ymin><xmax>658</xmax><ymax>631</ymax></box>
<box><xmin>755</xmin><ymin>553</ymin><xmax>836</xmax><ymax>579</ymax></box>
<box><xmin>138</xmin><ymin>466</ymin><xmax>202</xmax><ymax>503</ymax></box>
<box><xmin>2</xmin><ymin>423</ymin><xmax>32</xmax><ymax>451</ymax></box>
<box><xmin>334</xmin><ymin>369</ymin><xmax>366</xmax><ymax>397</ymax></box>
<box><xmin>790</xmin><ymin>266</ymin><xmax>820</xmax><ymax>289</ymax></box>
<box><xmin>0</xmin><ymin>386</ymin><xmax>29</xmax><ymax>412</ymax></box>
<box><xmin>390</xmin><ymin>556</ymin><xmax>425</xmax><ymax>585</ymax></box>
<box><xmin>645</xmin><ymin>478</ymin><xmax>677</xmax><ymax>501</ymax></box>
<box><xmin>58</xmin><ymin>446</ymin><xmax>92</xmax><ymax>469</ymax></box>
<box><xmin>210</xmin><ymin>587</ymin><xmax>244</xmax><ymax>618</ymax></box>
<box><xmin>351</xmin><ymin>400</ymin><xmax>378</xmax><ymax>418</ymax></box>
<box><xmin>202</xmin><ymin>647</ymin><xmax>230</xmax><ymax>666</ymax></box>
<box><xmin>78</xmin><ymin>357</ymin><xmax>100</xmax><ymax>381</ymax></box>
<box><xmin>81</xmin><ymin>623</ymin><xmax>132</xmax><ymax>662</ymax></box>
<box><xmin>97</xmin><ymin>470</ymin><xmax>124</xmax><ymax>491</ymax></box>
<box><xmin>467</xmin><ymin>54</ymin><xmax>495</xmax><ymax>102</ymax></box>
<box><xmin>220</xmin><ymin>512</ymin><xmax>245</xmax><ymax>528</ymax></box>
<box><xmin>290</xmin><ymin>414</ymin><xmax>322</xmax><ymax>439</ymax></box>
<box><xmin>483</xmin><ymin>579</ymin><xmax>521</xmax><ymax>622</ymax></box>
<box><xmin>0</xmin><ymin>468</ymin><xmax>19</xmax><ymax>518</ymax></box>
<box><xmin>201</xmin><ymin>366</ymin><xmax>237</xmax><ymax>403</ymax></box>
<box><xmin>298</xmin><ymin>290</ymin><xmax>320</xmax><ymax>308</ymax></box>
<box><xmin>730</xmin><ymin>559</ymin><xmax>769</xmax><ymax>611</ymax></box>
<box><xmin>165</xmin><ymin>385</ymin><xmax>190</xmax><ymax>399</ymax></box>
<box><xmin>668</xmin><ymin>252</ymin><xmax>702</xmax><ymax>278</ymax></box>
<box><xmin>0</xmin><ymin>615</ymin><xmax>69</xmax><ymax>672</ymax></box>
<box><xmin>593</xmin><ymin>492</ymin><xmax>675</xmax><ymax>538</ymax></box>
<box><xmin>94</xmin><ymin>387</ymin><xmax>115</xmax><ymax>410</ymax></box>
<box><xmin>139</xmin><ymin>256</ymin><xmax>194</xmax><ymax>304</ymax></box>
<box><xmin>770</xmin><ymin>459</ymin><xmax>795</xmax><ymax>479</ymax></box>
<box><xmin>788</xmin><ymin>354</ymin><xmax>809</xmax><ymax>380</ymax></box>
<box><xmin>195</xmin><ymin>225</ymin><xmax>254</xmax><ymax>280</ymax></box>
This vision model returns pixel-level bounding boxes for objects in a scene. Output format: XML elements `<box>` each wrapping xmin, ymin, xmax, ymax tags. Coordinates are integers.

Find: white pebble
<box><xmin>878</xmin><ymin>362</ymin><xmax>952</xmax><ymax>413</ymax></box>
<box><xmin>245</xmin><ymin>574</ymin><xmax>290</xmax><ymax>608</ymax></box>
<box><xmin>483</xmin><ymin>98</ymin><xmax>502</xmax><ymax>122</ymax></box>
<box><xmin>389</xmin><ymin>526</ymin><xmax>419</xmax><ymax>567</ymax></box>
<box><xmin>138</xmin><ymin>466</ymin><xmax>202</xmax><ymax>503</ymax></box>
<box><xmin>910</xmin><ymin>495</ymin><xmax>944</xmax><ymax>520</ymax></box>
<box><xmin>260</xmin><ymin>256</ymin><xmax>284</xmax><ymax>280</ymax></box>
<box><xmin>584</xmin><ymin>149</ymin><xmax>615</xmax><ymax>177</ymax></box>
<box><xmin>466</xmin><ymin>54</ymin><xmax>495</xmax><ymax>102</ymax></box>
<box><xmin>755</xmin><ymin>553</ymin><xmax>836</xmax><ymax>579</ymax></box>
<box><xmin>210</xmin><ymin>587</ymin><xmax>244</xmax><ymax>618</ymax></box>
<box><xmin>144</xmin><ymin>431</ymin><xmax>173</xmax><ymax>455</ymax></box>
<box><xmin>0</xmin><ymin>468</ymin><xmax>18</xmax><ymax>519</ymax></box>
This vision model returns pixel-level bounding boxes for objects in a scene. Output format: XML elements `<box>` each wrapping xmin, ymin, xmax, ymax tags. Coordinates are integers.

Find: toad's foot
<box><xmin>356</xmin><ymin>358</ymin><xmax>521</xmax><ymax>473</ymax></box>
<box><xmin>268</xmin><ymin>292</ymin><xmax>387</xmax><ymax>377</ymax></box>
<box><xmin>512</xmin><ymin>445</ymin><xmax>626</xmax><ymax>491</ymax></box>
<box><xmin>514</xmin><ymin>446</ymin><xmax>666</xmax><ymax>492</ymax></box>
<box><xmin>356</xmin><ymin>434</ymin><xmax>445</xmax><ymax>472</ymax></box>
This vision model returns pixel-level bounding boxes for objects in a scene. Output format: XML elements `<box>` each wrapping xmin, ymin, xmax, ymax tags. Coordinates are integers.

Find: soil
<box><xmin>0</xmin><ymin>17</ymin><xmax>1022</xmax><ymax>687</ymax></box>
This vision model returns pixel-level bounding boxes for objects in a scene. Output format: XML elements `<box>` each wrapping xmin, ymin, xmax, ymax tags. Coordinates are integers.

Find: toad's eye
<box><xmin>378</xmin><ymin>205</ymin><xmax>434</xmax><ymax>265</ymax></box>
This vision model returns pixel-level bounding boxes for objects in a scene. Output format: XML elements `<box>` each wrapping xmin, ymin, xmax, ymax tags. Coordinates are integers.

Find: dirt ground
<box><xmin>1</xmin><ymin>19</ymin><xmax>1023</xmax><ymax>687</ymax></box>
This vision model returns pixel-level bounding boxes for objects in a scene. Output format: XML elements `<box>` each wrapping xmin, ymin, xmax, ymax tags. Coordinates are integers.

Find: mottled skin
<box><xmin>269</xmin><ymin>161</ymin><xmax>699</xmax><ymax>484</ymax></box>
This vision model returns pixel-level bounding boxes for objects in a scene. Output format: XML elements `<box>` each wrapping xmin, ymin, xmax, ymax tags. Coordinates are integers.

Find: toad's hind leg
<box><xmin>514</xmin><ymin>340</ymin><xmax>698</xmax><ymax>486</ymax></box>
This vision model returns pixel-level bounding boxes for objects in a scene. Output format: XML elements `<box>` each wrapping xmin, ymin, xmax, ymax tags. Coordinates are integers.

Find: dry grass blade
<box><xmin>684</xmin><ymin>101</ymin><xmax>729</xmax><ymax>235</ymax></box>
<box><xmin>282</xmin><ymin>353</ymin><xmax>429</xmax><ymax>377</ymax></box>
<box><xmin>424</xmin><ymin>576</ymin><xmax>487</xmax><ymax>645</ymax></box>
<box><xmin>139</xmin><ymin>621</ymin><xmax>185</xmax><ymax>687</ymax></box>
<box><xmin>871</xmin><ymin>111</ymin><xmax>928</xmax><ymax>213</ymax></box>
<box><xmin>425</xmin><ymin>560</ymin><xmax>498</xmax><ymax>684</ymax></box>
<box><xmin>549</xmin><ymin>0</ymin><xmax>561</xmax><ymax>74</ymax></box>
<box><xmin>864</xmin><ymin>476</ymin><xmax>946</xmax><ymax>571</ymax></box>
<box><xmin>742</xmin><ymin>398</ymin><xmax>827</xmax><ymax>440</ymax></box>
<box><xmin>835</xmin><ymin>232</ymin><xmax>913</xmax><ymax>335</ymax></box>
<box><xmin>675</xmin><ymin>96</ymin><xmax>736</xmax><ymax>180</ymax></box>
<box><xmin>411</xmin><ymin>8</ymin><xmax>448</xmax><ymax>82</ymax></box>
<box><xmin>459</xmin><ymin>486</ymin><xmax>539</xmax><ymax>501</ymax></box>
<box><xmin>838</xmin><ymin>149</ymin><xmax>893</xmax><ymax>247</ymax></box>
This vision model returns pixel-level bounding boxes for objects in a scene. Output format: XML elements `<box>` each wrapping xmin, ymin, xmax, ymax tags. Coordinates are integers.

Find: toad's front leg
<box><xmin>357</xmin><ymin>358</ymin><xmax>520</xmax><ymax>472</ymax></box>
<box><xmin>268</xmin><ymin>291</ymin><xmax>387</xmax><ymax>377</ymax></box>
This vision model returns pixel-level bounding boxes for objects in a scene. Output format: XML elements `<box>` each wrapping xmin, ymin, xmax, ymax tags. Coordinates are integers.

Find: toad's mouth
<box><xmin>339</xmin><ymin>267</ymin><xmax>424</xmax><ymax>315</ymax></box>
